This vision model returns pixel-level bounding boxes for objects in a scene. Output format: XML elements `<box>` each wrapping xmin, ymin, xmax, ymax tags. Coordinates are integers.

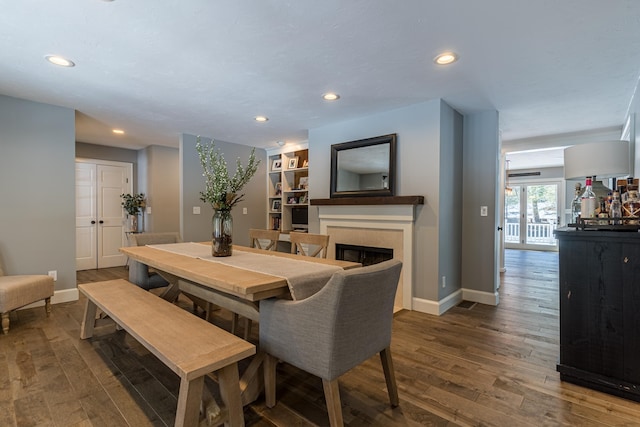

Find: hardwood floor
<box><xmin>2</xmin><ymin>251</ymin><xmax>640</xmax><ymax>426</ymax></box>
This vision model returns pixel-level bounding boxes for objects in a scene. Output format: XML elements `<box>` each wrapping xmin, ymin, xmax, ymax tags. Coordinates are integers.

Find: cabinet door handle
<box><xmin>91</xmin><ymin>220</ymin><xmax>96</xmax><ymax>224</ymax></box>
<box><xmin>624</xmin><ymin>257</ymin><xmax>629</xmax><ymax>263</ymax></box>
<box><xmin>99</xmin><ymin>220</ymin><xmax>104</xmax><ymax>224</ymax></box>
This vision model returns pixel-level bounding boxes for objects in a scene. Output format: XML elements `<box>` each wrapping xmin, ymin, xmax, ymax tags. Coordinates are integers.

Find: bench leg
<box><xmin>217</xmin><ymin>363</ymin><xmax>244</xmax><ymax>427</ymax></box>
<box><xmin>176</xmin><ymin>375</ymin><xmax>204</xmax><ymax>427</ymax></box>
<box><xmin>1</xmin><ymin>312</ymin><xmax>9</xmax><ymax>334</ymax></box>
<box><xmin>80</xmin><ymin>299</ymin><xmax>98</xmax><ymax>339</ymax></box>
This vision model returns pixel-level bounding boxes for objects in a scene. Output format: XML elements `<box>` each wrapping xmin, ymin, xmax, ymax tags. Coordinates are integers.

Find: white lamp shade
<box><xmin>563</xmin><ymin>140</ymin><xmax>630</xmax><ymax>180</ymax></box>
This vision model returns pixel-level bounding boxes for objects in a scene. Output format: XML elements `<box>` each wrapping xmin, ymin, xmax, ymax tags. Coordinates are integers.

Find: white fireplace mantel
<box><xmin>318</xmin><ymin>202</ymin><xmax>419</xmax><ymax>310</ymax></box>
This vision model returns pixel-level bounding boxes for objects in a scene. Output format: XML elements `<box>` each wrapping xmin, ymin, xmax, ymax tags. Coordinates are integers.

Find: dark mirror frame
<box><xmin>330</xmin><ymin>133</ymin><xmax>397</xmax><ymax>198</ymax></box>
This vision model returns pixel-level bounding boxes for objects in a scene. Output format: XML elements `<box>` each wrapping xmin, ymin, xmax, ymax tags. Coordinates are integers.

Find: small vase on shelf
<box><xmin>212</xmin><ymin>209</ymin><xmax>233</xmax><ymax>257</ymax></box>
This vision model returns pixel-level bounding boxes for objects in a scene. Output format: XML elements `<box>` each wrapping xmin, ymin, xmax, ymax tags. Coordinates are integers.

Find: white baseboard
<box><xmin>18</xmin><ymin>287</ymin><xmax>79</xmax><ymax>310</ymax></box>
<box><xmin>412</xmin><ymin>289</ymin><xmax>463</xmax><ymax>316</ymax></box>
<box><xmin>411</xmin><ymin>287</ymin><xmax>498</xmax><ymax>315</ymax></box>
<box><xmin>462</xmin><ymin>288</ymin><xmax>499</xmax><ymax>306</ymax></box>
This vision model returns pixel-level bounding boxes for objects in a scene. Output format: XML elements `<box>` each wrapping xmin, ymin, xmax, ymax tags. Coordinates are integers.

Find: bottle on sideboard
<box><xmin>610</xmin><ymin>191</ymin><xmax>622</xmax><ymax>225</ymax></box>
<box><xmin>571</xmin><ymin>182</ymin><xmax>582</xmax><ymax>223</ymax></box>
<box><xmin>580</xmin><ymin>177</ymin><xmax>597</xmax><ymax>219</ymax></box>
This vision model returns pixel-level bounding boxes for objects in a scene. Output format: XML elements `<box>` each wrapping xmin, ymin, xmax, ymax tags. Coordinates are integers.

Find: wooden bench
<box><xmin>78</xmin><ymin>279</ymin><xmax>256</xmax><ymax>427</ymax></box>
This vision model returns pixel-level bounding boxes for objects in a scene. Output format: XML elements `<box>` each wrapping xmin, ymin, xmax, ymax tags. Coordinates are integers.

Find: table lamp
<box><xmin>564</xmin><ymin>140</ymin><xmax>630</xmax><ymax>198</ymax></box>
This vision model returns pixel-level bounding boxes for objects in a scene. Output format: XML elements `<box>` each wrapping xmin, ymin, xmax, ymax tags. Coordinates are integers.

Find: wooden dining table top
<box><xmin>120</xmin><ymin>243</ymin><xmax>360</xmax><ymax>301</ymax></box>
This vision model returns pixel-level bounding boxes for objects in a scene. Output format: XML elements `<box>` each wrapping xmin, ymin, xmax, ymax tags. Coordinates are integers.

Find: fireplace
<box><xmin>316</xmin><ymin>203</ymin><xmax>418</xmax><ymax>311</ymax></box>
<box><xmin>336</xmin><ymin>243</ymin><xmax>393</xmax><ymax>266</ymax></box>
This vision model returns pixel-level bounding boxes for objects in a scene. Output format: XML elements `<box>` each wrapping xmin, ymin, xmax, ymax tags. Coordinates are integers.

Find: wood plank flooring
<box><xmin>2</xmin><ymin>250</ymin><xmax>640</xmax><ymax>426</ymax></box>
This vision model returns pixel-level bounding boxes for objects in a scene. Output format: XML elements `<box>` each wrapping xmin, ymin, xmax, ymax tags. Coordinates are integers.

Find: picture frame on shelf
<box><xmin>272</xmin><ymin>158</ymin><xmax>282</xmax><ymax>171</ymax></box>
<box><xmin>288</xmin><ymin>196</ymin><xmax>297</xmax><ymax>204</ymax></box>
<box><xmin>271</xmin><ymin>200</ymin><xmax>281</xmax><ymax>211</ymax></box>
<box><xmin>302</xmin><ymin>159</ymin><xmax>309</xmax><ymax>168</ymax></box>
<box><xmin>275</xmin><ymin>182</ymin><xmax>282</xmax><ymax>196</ymax></box>
<box><xmin>288</xmin><ymin>157</ymin><xmax>299</xmax><ymax>169</ymax></box>
<box><xmin>298</xmin><ymin>176</ymin><xmax>309</xmax><ymax>189</ymax></box>
<box><xmin>298</xmin><ymin>194</ymin><xmax>307</xmax><ymax>204</ymax></box>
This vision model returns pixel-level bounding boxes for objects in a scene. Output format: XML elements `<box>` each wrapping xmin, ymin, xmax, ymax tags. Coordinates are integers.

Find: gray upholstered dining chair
<box><xmin>259</xmin><ymin>259</ymin><xmax>403</xmax><ymax>427</ymax></box>
<box><xmin>128</xmin><ymin>232</ymin><xmax>181</xmax><ymax>290</ymax></box>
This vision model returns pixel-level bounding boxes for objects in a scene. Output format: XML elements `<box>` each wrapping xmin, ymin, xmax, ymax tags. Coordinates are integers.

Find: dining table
<box><xmin>119</xmin><ymin>241</ymin><xmax>360</xmax><ymax>405</ymax></box>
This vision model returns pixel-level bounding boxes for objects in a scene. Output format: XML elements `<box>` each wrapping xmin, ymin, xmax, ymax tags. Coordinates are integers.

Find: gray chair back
<box><xmin>128</xmin><ymin>232</ymin><xmax>181</xmax><ymax>289</ymax></box>
<box><xmin>260</xmin><ymin>259</ymin><xmax>402</xmax><ymax>380</ymax></box>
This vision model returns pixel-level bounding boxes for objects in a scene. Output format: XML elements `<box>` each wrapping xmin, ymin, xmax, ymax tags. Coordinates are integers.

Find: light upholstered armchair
<box><xmin>0</xmin><ymin>261</ymin><xmax>54</xmax><ymax>334</ymax></box>
<box><xmin>260</xmin><ymin>259</ymin><xmax>403</xmax><ymax>426</ymax></box>
<box><xmin>128</xmin><ymin>232</ymin><xmax>181</xmax><ymax>290</ymax></box>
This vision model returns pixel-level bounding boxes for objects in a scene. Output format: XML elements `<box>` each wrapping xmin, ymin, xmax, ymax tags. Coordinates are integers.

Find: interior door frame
<box><xmin>75</xmin><ymin>157</ymin><xmax>133</xmax><ymax>269</ymax></box>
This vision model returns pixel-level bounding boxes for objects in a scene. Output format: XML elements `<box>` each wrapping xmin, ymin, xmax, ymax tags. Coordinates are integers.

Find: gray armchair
<box><xmin>259</xmin><ymin>259</ymin><xmax>402</xmax><ymax>426</ymax></box>
<box><xmin>128</xmin><ymin>232</ymin><xmax>181</xmax><ymax>290</ymax></box>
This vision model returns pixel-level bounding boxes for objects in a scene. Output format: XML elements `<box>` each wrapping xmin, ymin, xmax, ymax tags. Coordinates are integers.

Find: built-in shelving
<box><xmin>266</xmin><ymin>144</ymin><xmax>309</xmax><ymax>232</ymax></box>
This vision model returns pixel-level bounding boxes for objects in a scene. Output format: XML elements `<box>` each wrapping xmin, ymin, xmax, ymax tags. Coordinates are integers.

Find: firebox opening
<box><xmin>335</xmin><ymin>243</ymin><xmax>393</xmax><ymax>266</ymax></box>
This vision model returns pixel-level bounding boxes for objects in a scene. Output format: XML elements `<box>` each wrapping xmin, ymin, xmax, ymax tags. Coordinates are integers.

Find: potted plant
<box><xmin>120</xmin><ymin>193</ymin><xmax>146</xmax><ymax>231</ymax></box>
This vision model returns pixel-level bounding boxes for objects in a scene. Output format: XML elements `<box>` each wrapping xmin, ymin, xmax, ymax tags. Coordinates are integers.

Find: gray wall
<box><xmin>0</xmin><ymin>95</ymin><xmax>76</xmax><ymax>292</ymax></box>
<box><xmin>461</xmin><ymin>110</ymin><xmax>500</xmax><ymax>296</ymax></box>
<box><xmin>438</xmin><ymin>101</ymin><xmax>464</xmax><ymax>300</ymax></box>
<box><xmin>138</xmin><ymin>145</ymin><xmax>180</xmax><ymax>233</ymax></box>
<box><xmin>308</xmin><ymin>99</ymin><xmax>444</xmax><ymax>301</ymax></box>
<box><xmin>180</xmin><ymin>133</ymin><xmax>268</xmax><ymax>245</ymax></box>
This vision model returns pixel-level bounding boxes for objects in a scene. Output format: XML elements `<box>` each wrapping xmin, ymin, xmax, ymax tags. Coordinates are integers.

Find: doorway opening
<box><xmin>505</xmin><ymin>181</ymin><xmax>561</xmax><ymax>251</ymax></box>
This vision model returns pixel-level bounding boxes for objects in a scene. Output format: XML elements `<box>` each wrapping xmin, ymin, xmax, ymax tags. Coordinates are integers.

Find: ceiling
<box><xmin>2</xmin><ymin>0</ymin><xmax>640</xmax><ymax>154</ymax></box>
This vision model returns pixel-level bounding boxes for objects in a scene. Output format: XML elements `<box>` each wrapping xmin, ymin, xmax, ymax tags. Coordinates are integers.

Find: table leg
<box><xmin>80</xmin><ymin>298</ymin><xmax>97</xmax><ymax>339</ymax></box>
<box><xmin>240</xmin><ymin>351</ymin><xmax>265</xmax><ymax>406</ymax></box>
<box><xmin>155</xmin><ymin>270</ymin><xmax>182</xmax><ymax>302</ymax></box>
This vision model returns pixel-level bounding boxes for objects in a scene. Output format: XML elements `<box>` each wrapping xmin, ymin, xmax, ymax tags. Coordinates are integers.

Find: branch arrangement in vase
<box><xmin>196</xmin><ymin>136</ymin><xmax>261</xmax><ymax>211</ymax></box>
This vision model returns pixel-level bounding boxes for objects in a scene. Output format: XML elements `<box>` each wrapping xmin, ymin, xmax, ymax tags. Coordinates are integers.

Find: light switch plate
<box><xmin>480</xmin><ymin>206</ymin><xmax>488</xmax><ymax>216</ymax></box>
<box><xmin>193</xmin><ymin>206</ymin><xmax>201</xmax><ymax>215</ymax></box>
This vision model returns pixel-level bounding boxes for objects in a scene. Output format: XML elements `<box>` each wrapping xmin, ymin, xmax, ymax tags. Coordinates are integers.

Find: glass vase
<box><xmin>129</xmin><ymin>214</ymin><xmax>138</xmax><ymax>232</ymax></box>
<box><xmin>212</xmin><ymin>209</ymin><xmax>233</xmax><ymax>256</ymax></box>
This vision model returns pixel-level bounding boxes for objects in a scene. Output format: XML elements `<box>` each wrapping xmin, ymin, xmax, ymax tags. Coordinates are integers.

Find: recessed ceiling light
<box><xmin>112</xmin><ymin>129</ymin><xmax>125</xmax><ymax>134</ymax></box>
<box><xmin>322</xmin><ymin>93</ymin><xmax>340</xmax><ymax>101</ymax></box>
<box><xmin>434</xmin><ymin>52</ymin><xmax>458</xmax><ymax>65</ymax></box>
<box><xmin>255</xmin><ymin>116</ymin><xmax>269</xmax><ymax>122</ymax></box>
<box><xmin>45</xmin><ymin>55</ymin><xmax>75</xmax><ymax>67</ymax></box>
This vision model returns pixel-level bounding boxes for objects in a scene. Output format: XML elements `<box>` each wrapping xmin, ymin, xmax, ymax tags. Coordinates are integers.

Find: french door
<box><xmin>505</xmin><ymin>181</ymin><xmax>560</xmax><ymax>250</ymax></box>
<box><xmin>76</xmin><ymin>159</ymin><xmax>132</xmax><ymax>270</ymax></box>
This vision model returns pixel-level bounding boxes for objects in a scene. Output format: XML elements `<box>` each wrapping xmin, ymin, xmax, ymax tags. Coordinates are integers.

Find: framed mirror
<box><xmin>330</xmin><ymin>133</ymin><xmax>397</xmax><ymax>198</ymax></box>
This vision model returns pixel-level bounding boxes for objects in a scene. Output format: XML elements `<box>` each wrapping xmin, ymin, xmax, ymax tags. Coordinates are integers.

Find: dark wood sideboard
<box><xmin>555</xmin><ymin>227</ymin><xmax>640</xmax><ymax>401</ymax></box>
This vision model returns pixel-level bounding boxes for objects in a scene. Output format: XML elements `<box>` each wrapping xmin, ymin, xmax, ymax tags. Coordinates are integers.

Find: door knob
<box><xmin>91</xmin><ymin>220</ymin><xmax>96</xmax><ymax>224</ymax></box>
<box><xmin>99</xmin><ymin>220</ymin><xmax>104</xmax><ymax>224</ymax></box>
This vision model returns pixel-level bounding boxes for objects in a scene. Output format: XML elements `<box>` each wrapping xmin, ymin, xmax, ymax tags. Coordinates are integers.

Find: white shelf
<box><xmin>266</xmin><ymin>146</ymin><xmax>309</xmax><ymax>231</ymax></box>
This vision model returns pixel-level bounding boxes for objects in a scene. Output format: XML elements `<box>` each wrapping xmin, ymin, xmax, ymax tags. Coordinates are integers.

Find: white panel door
<box><xmin>76</xmin><ymin>163</ymin><xmax>97</xmax><ymax>270</ymax></box>
<box><xmin>97</xmin><ymin>164</ymin><xmax>128</xmax><ymax>268</ymax></box>
<box><xmin>75</xmin><ymin>160</ymin><xmax>132</xmax><ymax>270</ymax></box>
